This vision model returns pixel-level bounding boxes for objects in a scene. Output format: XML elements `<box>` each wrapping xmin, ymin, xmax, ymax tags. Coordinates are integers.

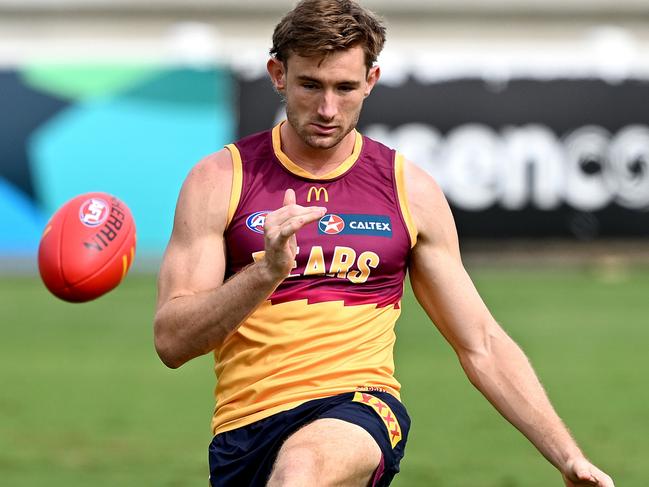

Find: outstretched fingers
<box><xmin>278</xmin><ymin>209</ymin><xmax>326</xmax><ymax>238</ymax></box>
<box><xmin>265</xmin><ymin>189</ymin><xmax>326</xmax><ymax>243</ymax></box>
<box><xmin>260</xmin><ymin>189</ymin><xmax>327</xmax><ymax>279</ymax></box>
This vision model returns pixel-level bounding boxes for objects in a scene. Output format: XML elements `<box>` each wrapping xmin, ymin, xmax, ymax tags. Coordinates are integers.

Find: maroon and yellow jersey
<box><xmin>211</xmin><ymin>122</ymin><xmax>417</xmax><ymax>435</ymax></box>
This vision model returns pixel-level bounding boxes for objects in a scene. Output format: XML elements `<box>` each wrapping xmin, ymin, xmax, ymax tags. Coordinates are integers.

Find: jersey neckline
<box><xmin>272</xmin><ymin>122</ymin><xmax>363</xmax><ymax>181</ymax></box>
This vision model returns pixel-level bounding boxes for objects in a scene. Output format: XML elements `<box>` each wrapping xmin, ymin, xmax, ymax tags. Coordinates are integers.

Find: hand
<box><xmin>563</xmin><ymin>457</ymin><xmax>614</xmax><ymax>487</ymax></box>
<box><xmin>262</xmin><ymin>188</ymin><xmax>326</xmax><ymax>280</ymax></box>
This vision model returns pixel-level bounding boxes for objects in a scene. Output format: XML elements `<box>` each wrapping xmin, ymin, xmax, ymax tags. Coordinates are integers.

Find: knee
<box><xmin>268</xmin><ymin>445</ymin><xmax>321</xmax><ymax>486</ymax></box>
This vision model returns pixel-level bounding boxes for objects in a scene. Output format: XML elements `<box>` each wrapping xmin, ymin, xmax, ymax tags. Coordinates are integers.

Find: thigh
<box><xmin>209</xmin><ymin>415</ymin><xmax>285</xmax><ymax>487</ymax></box>
<box><xmin>268</xmin><ymin>417</ymin><xmax>382</xmax><ymax>487</ymax></box>
<box><xmin>210</xmin><ymin>392</ymin><xmax>410</xmax><ymax>487</ymax></box>
<box><xmin>320</xmin><ymin>392</ymin><xmax>411</xmax><ymax>487</ymax></box>
<box><xmin>209</xmin><ymin>394</ymin><xmax>362</xmax><ymax>487</ymax></box>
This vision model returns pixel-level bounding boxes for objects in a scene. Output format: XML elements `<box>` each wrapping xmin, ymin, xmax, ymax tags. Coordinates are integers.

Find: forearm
<box><xmin>459</xmin><ymin>325</ymin><xmax>582</xmax><ymax>473</ymax></box>
<box><xmin>154</xmin><ymin>261</ymin><xmax>283</xmax><ymax>368</ymax></box>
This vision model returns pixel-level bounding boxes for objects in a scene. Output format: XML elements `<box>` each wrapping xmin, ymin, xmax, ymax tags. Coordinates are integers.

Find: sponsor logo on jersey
<box><xmin>246</xmin><ymin>211</ymin><xmax>271</xmax><ymax>234</ymax></box>
<box><xmin>79</xmin><ymin>198</ymin><xmax>110</xmax><ymax>227</ymax></box>
<box><xmin>318</xmin><ymin>214</ymin><xmax>392</xmax><ymax>238</ymax></box>
<box><xmin>318</xmin><ymin>214</ymin><xmax>345</xmax><ymax>234</ymax></box>
<box><xmin>307</xmin><ymin>186</ymin><xmax>329</xmax><ymax>203</ymax></box>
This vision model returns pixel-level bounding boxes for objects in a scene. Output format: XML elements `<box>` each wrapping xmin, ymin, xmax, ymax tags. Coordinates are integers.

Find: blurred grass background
<box><xmin>1</xmin><ymin>263</ymin><xmax>646</xmax><ymax>486</ymax></box>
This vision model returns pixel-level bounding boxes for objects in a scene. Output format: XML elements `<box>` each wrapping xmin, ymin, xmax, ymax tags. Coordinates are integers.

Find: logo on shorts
<box><xmin>246</xmin><ymin>211</ymin><xmax>271</xmax><ymax>234</ymax></box>
<box><xmin>352</xmin><ymin>392</ymin><xmax>402</xmax><ymax>448</ymax></box>
<box><xmin>318</xmin><ymin>214</ymin><xmax>345</xmax><ymax>234</ymax></box>
<box><xmin>79</xmin><ymin>198</ymin><xmax>110</xmax><ymax>227</ymax></box>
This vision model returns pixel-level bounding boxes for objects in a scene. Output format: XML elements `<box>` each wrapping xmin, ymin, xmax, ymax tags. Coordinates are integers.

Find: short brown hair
<box><xmin>270</xmin><ymin>0</ymin><xmax>387</xmax><ymax>70</ymax></box>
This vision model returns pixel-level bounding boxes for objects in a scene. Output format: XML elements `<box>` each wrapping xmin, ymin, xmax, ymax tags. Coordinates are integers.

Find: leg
<box><xmin>267</xmin><ymin>418</ymin><xmax>382</xmax><ymax>487</ymax></box>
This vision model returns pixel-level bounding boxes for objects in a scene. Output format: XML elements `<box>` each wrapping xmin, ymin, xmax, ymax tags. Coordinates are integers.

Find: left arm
<box><xmin>403</xmin><ymin>159</ymin><xmax>613</xmax><ymax>487</ymax></box>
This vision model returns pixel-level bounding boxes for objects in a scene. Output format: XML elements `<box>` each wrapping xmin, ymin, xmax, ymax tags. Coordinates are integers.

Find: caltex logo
<box><xmin>318</xmin><ymin>214</ymin><xmax>345</xmax><ymax>234</ymax></box>
<box><xmin>246</xmin><ymin>211</ymin><xmax>271</xmax><ymax>234</ymax></box>
<box><xmin>317</xmin><ymin>213</ymin><xmax>392</xmax><ymax>238</ymax></box>
<box><xmin>79</xmin><ymin>198</ymin><xmax>110</xmax><ymax>227</ymax></box>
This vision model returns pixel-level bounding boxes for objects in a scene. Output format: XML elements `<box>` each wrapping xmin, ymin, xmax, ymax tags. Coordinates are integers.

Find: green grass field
<box><xmin>1</xmin><ymin>265</ymin><xmax>647</xmax><ymax>486</ymax></box>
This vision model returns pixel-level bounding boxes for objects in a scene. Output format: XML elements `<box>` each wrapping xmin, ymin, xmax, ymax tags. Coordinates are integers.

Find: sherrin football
<box><xmin>38</xmin><ymin>192</ymin><xmax>136</xmax><ymax>302</ymax></box>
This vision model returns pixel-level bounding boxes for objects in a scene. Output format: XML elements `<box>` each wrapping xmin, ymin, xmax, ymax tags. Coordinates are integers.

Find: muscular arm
<box><xmin>404</xmin><ymin>161</ymin><xmax>613</xmax><ymax>486</ymax></box>
<box><xmin>154</xmin><ymin>150</ymin><xmax>325</xmax><ymax>369</ymax></box>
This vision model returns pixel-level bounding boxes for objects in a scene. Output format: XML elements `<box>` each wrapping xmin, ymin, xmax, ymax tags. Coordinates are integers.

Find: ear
<box><xmin>267</xmin><ymin>57</ymin><xmax>287</xmax><ymax>92</ymax></box>
<box><xmin>364</xmin><ymin>65</ymin><xmax>381</xmax><ymax>97</ymax></box>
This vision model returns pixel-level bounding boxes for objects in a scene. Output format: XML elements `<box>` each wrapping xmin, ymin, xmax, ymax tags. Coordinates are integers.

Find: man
<box><xmin>154</xmin><ymin>1</ymin><xmax>615</xmax><ymax>486</ymax></box>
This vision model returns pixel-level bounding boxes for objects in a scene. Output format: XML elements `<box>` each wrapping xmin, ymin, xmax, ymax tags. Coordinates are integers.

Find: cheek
<box><xmin>340</xmin><ymin>96</ymin><xmax>364</xmax><ymax>115</ymax></box>
<box><xmin>288</xmin><ymin>91</ymin><xmax>315</xmax><ymax>111</ymax></box>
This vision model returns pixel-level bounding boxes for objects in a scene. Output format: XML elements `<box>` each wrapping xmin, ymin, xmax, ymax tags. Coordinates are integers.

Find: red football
<box><xmin>38</xmin><ymin>192</ymin><xmax>137</xmax><ymax>302</ymax></box>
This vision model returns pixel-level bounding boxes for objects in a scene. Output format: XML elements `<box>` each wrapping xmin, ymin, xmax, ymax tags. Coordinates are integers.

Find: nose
<box><xmin>317</xmin><ymin>91</ymin><xmax>337</xmax><ymax>121</ymax></box>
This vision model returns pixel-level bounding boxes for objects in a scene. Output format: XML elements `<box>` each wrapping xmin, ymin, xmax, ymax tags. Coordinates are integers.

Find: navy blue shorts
<box><xmin>208</xmin><ymin>391</ymin><xmax>410</xmax><ymax>487</ymax></box>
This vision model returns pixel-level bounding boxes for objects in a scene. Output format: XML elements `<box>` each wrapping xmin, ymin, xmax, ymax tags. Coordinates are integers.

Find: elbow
<box><xmin>457</xmin><ymin>324</ymin><xmax>515</xmax><ymax>388</ymax></box>
<box><xmin>154</xmin><ymin>336</ymin><xmax>185</xmax><ymax>369</ymax></box>
<box><xmin>153</xmin><ymin>304</ymin><xmax>224</xmax><ymax>368</ymax></box>
<box><xmin>456</xmin><ymin>333</ymin><xmax>499</xmax><ymax>388</ymax></box>
<box><xmin>153</xmin><ymin>315</ymin><xmax>218</xmax><ymax>369</ymax></box>
<box><xmin>458</xmin><ymin>348</ymin><xmax>494</xmax><ymax>388</ymax></box>
<box><xmin>156</xmin><ymin>346</ymin><xmax>184</xmax><ymax>369</ymax></box>
<box><xmin>153</xmin><ymin>317</ymin><xmax>186</xmax><ymax>369</ymax></box>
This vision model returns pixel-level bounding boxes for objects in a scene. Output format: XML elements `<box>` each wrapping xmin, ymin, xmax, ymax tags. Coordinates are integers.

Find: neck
<box><xmin>279</xmin><ymin>122</ymin><xmax>356</xmax><ymax>176</ymax></box>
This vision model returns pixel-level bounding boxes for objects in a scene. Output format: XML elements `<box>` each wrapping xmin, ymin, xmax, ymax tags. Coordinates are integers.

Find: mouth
<box><xmin>311</xmin><ymin>123</ymin><xmax>338</xmax><ymax>135</ymax></box>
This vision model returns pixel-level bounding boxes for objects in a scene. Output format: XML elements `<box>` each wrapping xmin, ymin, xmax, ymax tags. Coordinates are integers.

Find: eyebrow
<box><xmin>296</xmin><ymin>75</ymin><xmax>361</xmax><ymax>88</ymax></box>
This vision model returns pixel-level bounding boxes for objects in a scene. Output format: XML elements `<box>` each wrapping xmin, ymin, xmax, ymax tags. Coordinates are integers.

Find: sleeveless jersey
<box><xmin>211</xmin><ymin>122</ymin><xmax>418</xmax><ymax>435</ymax></box>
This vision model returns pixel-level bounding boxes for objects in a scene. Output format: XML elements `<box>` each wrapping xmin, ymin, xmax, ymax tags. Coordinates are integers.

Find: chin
<box><xmin>306</xmin><ymin>136</ymin><xmax>341</xmax><ymax>150</ymax></box>
<box><xmin>309</xmin><ymin>127</ymin><xmax>352</xmax><ymax>148</ymax></box>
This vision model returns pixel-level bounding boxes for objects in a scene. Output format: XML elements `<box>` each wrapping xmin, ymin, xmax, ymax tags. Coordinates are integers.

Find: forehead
<box><xmin>285</xmin><ymin>45</ymin><xmax>367</xmax><ymax>81</ymax></box>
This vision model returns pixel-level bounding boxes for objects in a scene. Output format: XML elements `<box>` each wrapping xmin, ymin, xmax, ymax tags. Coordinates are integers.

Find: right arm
<box><xmin>153</xmin><ymin>149</ymin><xmax>325</xmax><ymax>368</ymax></box>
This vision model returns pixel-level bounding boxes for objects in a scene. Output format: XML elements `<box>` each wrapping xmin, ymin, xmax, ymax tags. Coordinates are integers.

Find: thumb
<box><xmin>567</xmin><ymin>460</ymin><xmax>597</xmax><ymax>484</ymax></box>
<box><xmin>575</xmin><ymin>469</ymin><xmax>596</xmax><ymax>483</ymax></box>
<box><xmin>283</xmin><ymin>188</ymin><xmax>296</xmax><ymax>207</ymax></box>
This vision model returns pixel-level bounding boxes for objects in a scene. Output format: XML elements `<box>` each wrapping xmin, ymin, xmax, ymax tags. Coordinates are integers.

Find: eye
<box><xmin>302</xmin><ymin>82</ymin><xmax>317</xmax><ymax>90</ymax></box>
<box><xmin>338</xmin><ymin>85</ymin><xmax>356</xmax><ymax>93</ymax></box>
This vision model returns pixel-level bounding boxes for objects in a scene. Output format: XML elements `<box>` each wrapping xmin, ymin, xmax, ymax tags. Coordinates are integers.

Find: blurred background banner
<box><xmin>240</xmin><ymin>76</ymin><xmax>649</xmax><ymax>238</ymax></box>
<box><xmin>0</xmin><ymin>65</ymin><xmax>234</xmax><ymax>259</ymax></box>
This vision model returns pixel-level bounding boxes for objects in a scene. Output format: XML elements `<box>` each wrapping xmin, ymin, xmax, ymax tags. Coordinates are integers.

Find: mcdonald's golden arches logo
<box><xmin>307</xmin><ymin>186</ymin><xmax>329</xmax><ymax>203</ymax></box>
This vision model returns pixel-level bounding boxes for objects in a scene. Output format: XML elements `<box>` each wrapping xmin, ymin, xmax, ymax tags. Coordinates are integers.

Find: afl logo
<box><xmin>246</xmin><ymin>211</ymin><xmax>271</xmax><ymax>234</ymax></box>
<box><xmin>318</xmin><ymin>214</ymin><xmax>345</xmax><ymax>235</ymax></box>
<box><xmin>79</xmin><ymin>198</ymin><xmax>110</xmax><ymax>227</ymax></box>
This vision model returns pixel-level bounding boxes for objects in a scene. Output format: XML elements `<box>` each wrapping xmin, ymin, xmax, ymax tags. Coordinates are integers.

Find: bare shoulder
<box><xmin>156</xmin><ymin>148</ymin><xmax>234</xmax><ymax>307</ymax></box>
<box><xmin>402</xmin><ymin>158</ymin><xmax>458</xmax><ymax>252</ymax></box>
<box><xmin>189</xmin><ymin>147</ymin><xmax>233</xmax><ymax>180</ymax></box>
<box><xmin>173</xmin><ymin>148</ymin><xmax>234</xmax><ymax>239</ymax></box>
